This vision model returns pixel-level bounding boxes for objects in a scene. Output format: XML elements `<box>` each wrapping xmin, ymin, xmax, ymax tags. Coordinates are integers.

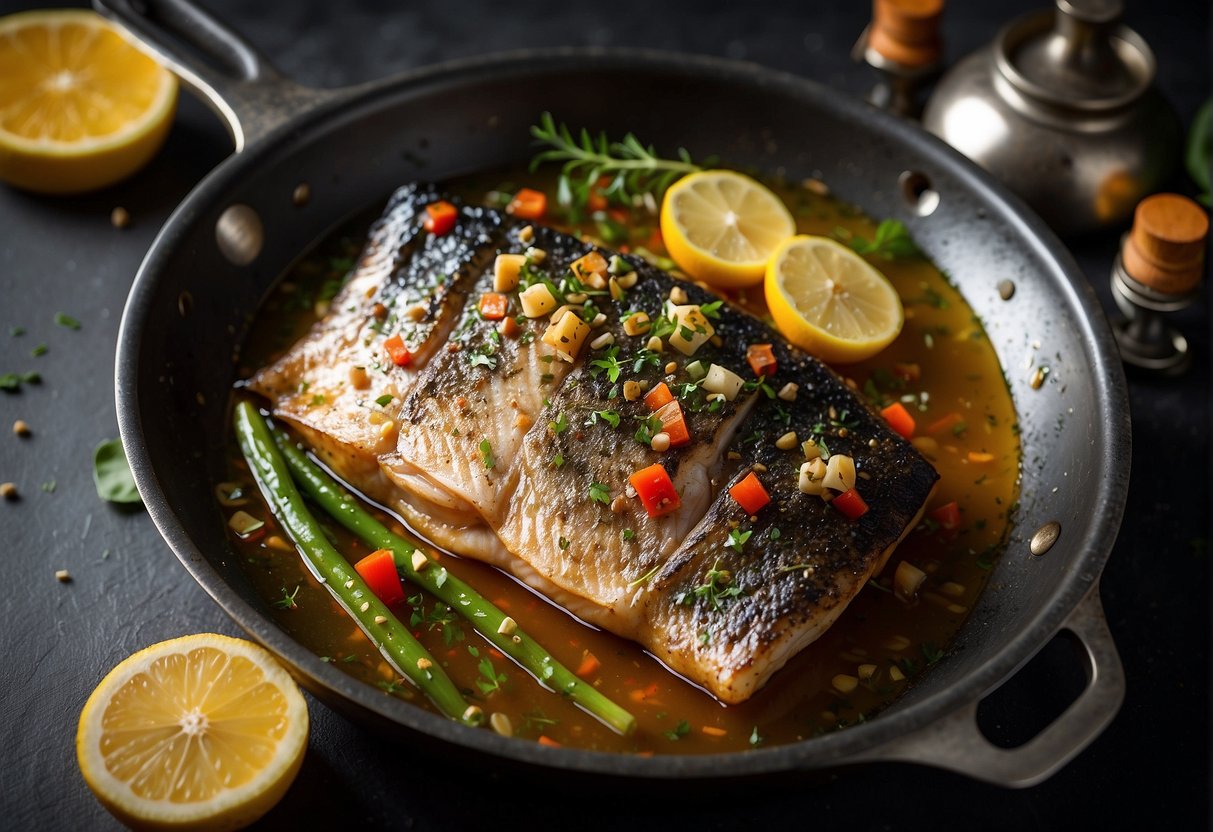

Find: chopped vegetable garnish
<box><xmin>644</xmin><ymin>381</ymin><xmax>675</xmax><ymax>411</ymax></box>
<box><xmin>654</xmin><ymin>400</ymin><xmax>691</xmax><ymax>448</ymax></box>
<box><xmin>729</xmin><ymin>471</ymin><xmax>770</xmax><ymax>515</ymax></box>
<box><xmin>832</xmin><ymin>488</ymin><xmax>869</xmax><ymax>520</ymax></box>
<box><xmin>508</xmin><ymin>187</ymin><xmax>547</xmax><ymax>220</ymax></box>
<box><xmin>423</xmin><ymin>200</ymin><xmax>457</xmax><ymax>235</ymax></box>
<box><xmin>383</xmin><ymin>334</ymin><xmax>412</xmax><ymax>367</ymax></box>
<box><xmin>880</xmin><ymin>402</ymin><xmax>916</xmax><ymax>439</ymax></box>
<box><xmin>479</xmin><ymin>292</ymin><xmax>508</xmax><ymax>321</ymax></box>
<box><xmin>745</xmin><ymin>344</ymin><xmax>777</xmax><ymax>377</ymax></box>
<box><xmin>354</xmin><ymin>548</ymin><xmax>406</xmax><ymax>607</ymax></box>
<box><xmin>570</xmin><ymin>251</ymin><xmax>608</xmax><ymax>279</ymax></box>
<box><xmin>925</xmin><ymin>412</ymin><xmax>963</xmax><ymax>435</ymax></box>
<box><xmin>929</xmin><ymin>501</ymin><xmax>960</xmax><ymax>530</ymax></box>
<box><xmin>629</xmin><ymin>463</ymin><xmax>680</xmax><ymax>518</ymax></box>
<box><xmin>576</xmin><ymin>651</ymin><xmax>601</xmax><ymax>678</ymax></box>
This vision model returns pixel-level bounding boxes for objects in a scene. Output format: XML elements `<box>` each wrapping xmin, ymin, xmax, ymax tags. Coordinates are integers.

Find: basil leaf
<box><xmin>93</xmin><ymin>439</ymin><xmax>141</xmax><ymax>504</ymax></box>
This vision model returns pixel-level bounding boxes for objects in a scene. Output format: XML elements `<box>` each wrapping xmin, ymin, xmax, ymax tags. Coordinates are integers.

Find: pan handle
<box><xmin>93</xmin><ymin>0</ymin><xmax>335</xmax><ymax>151</ymax></box>
<box><xmin>855</xmin><ymin>583</ymin><xmax>1125</xmax><ymax>788</ymax></box>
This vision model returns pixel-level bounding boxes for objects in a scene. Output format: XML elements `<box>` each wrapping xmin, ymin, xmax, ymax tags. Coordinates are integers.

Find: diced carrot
<box><xmin>925</xmin><ymin>412</ymin><xmax>963</xmax><ymax>435</ymax></box>
<box><xmin>570</xmin><ymin>251</ymin><xmax>608</xmax><ymax>279</ymax></box>
<box><xmin>479</xmin><ymin>292</ymin><xmax>508</xmax><ymax>321</ymax></box>
<box><xmin>644</xmin><ymin>381</ymin><xmax>675</xmax><ymax>410</ymax></box>
<box><xmin>498</xmin><ymin>316</ymin><xmax>521</xmax><ymax>338</ymax></box>
<box><xmin>629</xmin><ymin>463</ymin><xmax>681</xmax><ymax>518</ymax></box>
<box><xmin>628</xmin><ymin>689</ymin><xmax>647</xmax><ymax>703</ymax></box>
<box><xmin>881</xmin><ymin>402</ymin><xmax>916</xmax><ymax>439</ymax></box>
<box><xmin>729</xmin><ymin>471</ymin><xmax>770</xmax><ymax>515</ymax></box>
<box><xmin>383</xmin><ymin>334</ymin><xmax>412</xmax><ymax>367</ymax></box>
<box><xmin>508</xmin><ymin>187</ymin><xmax>547</xmax><ymax>220</ymax></box>
<box><xmin>832</xmin><ymin>488</ymin><xmax>869</xmax><ymax>520</ymax></box>
<box><xmin>537</xmin><ymin>735</ymin><xmax>561</xmax><ymax>748</ymax></box>
<box><xmin>576</xmin><ymin>651</ymin><xmax>601</xmax><ymax>678</ymax></box>
<box><xmin>701</xmin><ymin>726</ymin><xmax>728</xmax><ymax>737</ymax></box>
<box><xmin>655</xmin><ymin>400</ymin><xmax>691</xmax><ymax>447</ymax></box>
<box><xmin>930</xmin><ymin>501</ymin><xmax>961</xmax><ymax>530</ymax></box>
<box><xmin>746</xmin><ymin>343</ymin><xmax>777</xmax><ymax>377</ymax></box>
<box><xmin>968</xmin><ymin>451</ymin><xmax>995</xmax><ymax>464</ymax></box>
<box><xmin>423</xmin><ymin>200</ymin><xmax>457</xmax><ymax>235</ymax></box>
<box><xmin>893</xmin><ymin>362</ymin><xmax>921</xmax><ymax>382</ymax></box>
<box><xmin>587</xmin><ymin>191</ymin><xmax>608</xmax><ymax>212</ymax></box>
<box><xmin>353</xmin><ymin>549</ymin><xmax>405</xmax><ymax>606</ymax></box>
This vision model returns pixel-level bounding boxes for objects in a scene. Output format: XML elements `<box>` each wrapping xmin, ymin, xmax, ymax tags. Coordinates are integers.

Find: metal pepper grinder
<box><xmin>853</xmin><ymin>0</ymin><xmax>945</xmax><ymax>118</ymax></box>
<box><xmin>1111</xmin><ymin>194</ymin><xmax>1208</xmax><ymax>375</ymax></box>
<box><xmin>923</xmin><ymin>0</ymin><xmax>1181</xmax><ymax>236</ymax></box>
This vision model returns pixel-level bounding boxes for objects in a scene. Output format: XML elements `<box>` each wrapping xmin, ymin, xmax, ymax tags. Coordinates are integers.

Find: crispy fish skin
<box><xmin>250</xmin><ymin>185</ymin><xmax>939</xmax><ymax>703</ymax></box>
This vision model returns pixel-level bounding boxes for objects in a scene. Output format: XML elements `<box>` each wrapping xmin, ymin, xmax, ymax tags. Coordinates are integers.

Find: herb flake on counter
<box><xmin>54</xmin><ymin>312</ymin><xmax>81</xmax><ymax>330</ymax></box>
<box><xmin>0</xmin><ymin>371</ymin><xmax>41</xmax><ymax>392</ymax></box>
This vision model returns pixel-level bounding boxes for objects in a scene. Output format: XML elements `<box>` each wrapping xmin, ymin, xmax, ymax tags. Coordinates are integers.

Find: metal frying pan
<box><xmin>103</xmin><ymin>0</ymin><xmax>1130</xmax><ymax>787</ymax></box>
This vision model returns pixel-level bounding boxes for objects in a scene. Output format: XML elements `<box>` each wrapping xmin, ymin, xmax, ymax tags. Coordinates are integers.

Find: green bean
<box><xmin>234</xmin><ymin>402</ymin><xmax>480</xmax><ymax>726</ymax></box>
<box><xmin>271</xmin><ymin>425</ymin><xmax>637</xmax><ymax>736</ymax></box>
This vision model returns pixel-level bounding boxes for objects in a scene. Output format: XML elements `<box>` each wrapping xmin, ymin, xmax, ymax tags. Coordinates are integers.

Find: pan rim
<box><xmin>115</xmin><ymin>45</ymin><xmax>1131</xmax><ymax>778</ymax></box>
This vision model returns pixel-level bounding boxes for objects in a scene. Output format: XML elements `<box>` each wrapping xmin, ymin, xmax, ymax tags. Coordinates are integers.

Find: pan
<box><xmin>104</xmin><ymin>0</ymin><xmax>1130</xmax><ymax>787</ymax></box>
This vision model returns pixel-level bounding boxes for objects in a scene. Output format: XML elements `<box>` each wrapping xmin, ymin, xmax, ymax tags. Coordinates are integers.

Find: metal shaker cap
<box><xmin>996</xmin><ymin>0</ymin><xmax>1155</xmax><ymax>112</ymax></box>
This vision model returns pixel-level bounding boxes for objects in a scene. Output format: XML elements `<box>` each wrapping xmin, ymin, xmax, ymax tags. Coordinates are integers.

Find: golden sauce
<box><xmin>227</xmin><ymin>173</ymin><xmax>1020</xmax><ymax>754</ymax></box>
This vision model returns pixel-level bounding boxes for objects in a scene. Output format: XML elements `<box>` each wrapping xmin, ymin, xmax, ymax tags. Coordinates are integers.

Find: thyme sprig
<box><xmin>530</xmin><ymin>112</ymin><xmax>706</xmax><ymax>213</ymax></box>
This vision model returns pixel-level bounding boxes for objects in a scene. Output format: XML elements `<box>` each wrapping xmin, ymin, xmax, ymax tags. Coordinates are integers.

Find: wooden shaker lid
<box><xmin>1122</xmin><ymin>193</ymin><xmax>1208</xmax><ymax>295</ymax></box>
<box><xmin>868</xmin><ymin>0</ymin><xmax>944</xmax><ymax>69</ymax></box>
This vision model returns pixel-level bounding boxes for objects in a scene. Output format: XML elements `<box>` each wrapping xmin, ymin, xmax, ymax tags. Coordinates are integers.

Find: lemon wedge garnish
<box><xmin>765</xmin><ymin>235</ymin><xmax>904</xmax><ymax>364</ymax></box>
<box><xmin>76</xmin><ymin>633</ymin><xmax>308</xmax><ymax>831</ymax></box>
<box><xmin>0</xmin><ymin>9</ymin><xmax>177</xmax><ymax>194</ymax></box>
<box><xmin>660</xmin><ymin>170</ymin><xmax>795</xmax><ymax>288</ymax></box>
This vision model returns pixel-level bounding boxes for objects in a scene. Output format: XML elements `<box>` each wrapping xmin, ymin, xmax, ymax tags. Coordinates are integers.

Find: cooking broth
<box><xmin>225</xmin><ymin>172</ymin><xmax>1020</xmax><ymax>754</ymax></box>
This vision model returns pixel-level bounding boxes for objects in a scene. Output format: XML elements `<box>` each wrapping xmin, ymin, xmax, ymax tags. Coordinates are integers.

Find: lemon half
<box><xmin>765</xmin><ymin>235</ymin><xmax>904</xmax><ymax>364</ymax></box>
<box><xmin>77</xmin><ymin>633</ymin><xmax>308</xmax><ymax>831</ymax></box>
<box><xmin>660</xmin><ymin>170</ymin><xmax>795</xmax><ymax>288</ymax></box>
<box><xmin>0</xmin><ymin>9</ymin><xmax>177</xmax><ymax>194</ymax></box>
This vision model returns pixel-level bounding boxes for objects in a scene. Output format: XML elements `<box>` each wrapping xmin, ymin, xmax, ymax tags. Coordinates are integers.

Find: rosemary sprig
<box><xmin>529</xmin><ymin>112</ymin><xmax>706</xmax><ymax>216</ymax></box>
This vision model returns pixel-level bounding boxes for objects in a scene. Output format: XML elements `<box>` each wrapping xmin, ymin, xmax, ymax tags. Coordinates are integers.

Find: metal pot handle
<box><xmin>858</xmin><ymin>583</ymin><xmax>1124</xmax><ymax>787</ymax></box>
<box><xmin>93</xmin><ymin>0</ymin><xmax>336</xmax><ymax>151</ymax></box>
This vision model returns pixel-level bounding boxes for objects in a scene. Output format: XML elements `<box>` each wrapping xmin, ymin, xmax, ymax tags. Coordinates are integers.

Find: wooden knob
<box><xmin>1122</xmin><ymin>193</ymin><xmax>1208</xmax><ymax>294</ymax></box>
<box><xmin>869</xmin><ymin>0</ymin><xmax>945</xmax><ymax>68</ymax></box>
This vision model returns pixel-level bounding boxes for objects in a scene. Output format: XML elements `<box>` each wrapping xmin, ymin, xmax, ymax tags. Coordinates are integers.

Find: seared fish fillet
<box><xmin>249</xmin><ymin>184</ymin><xmax>939</xmax><ymax>703</ymax></box>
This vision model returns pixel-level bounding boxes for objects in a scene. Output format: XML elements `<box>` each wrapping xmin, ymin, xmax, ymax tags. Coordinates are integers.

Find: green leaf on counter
<box><xmin>93</xmin><ymin>439</ymin><xmax>141</xmax><ymax>504</ymax></box>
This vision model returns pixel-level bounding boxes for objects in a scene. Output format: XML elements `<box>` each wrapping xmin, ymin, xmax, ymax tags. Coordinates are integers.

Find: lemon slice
<box><xmin>765</xmin><ymin>235</ymin><xmax>904</xmax><ymax>364</ymax></box>
<box><xmin>660</xmin><ymin>170</ymin><xmax>795</xmax><ymax>288</ymax></box>
<box><xmin>0</xmin><ymin>9</ymin><xmax>177</xmax><ymax>194</ymax></box>
<box><xmin>76</xmin><ymin>634</ymin><xmax>308</xmax><ymax>831</ymax></box>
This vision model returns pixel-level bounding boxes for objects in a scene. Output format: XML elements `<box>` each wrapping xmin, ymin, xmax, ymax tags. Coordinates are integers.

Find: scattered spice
<box><xmin>13</xmin><ymin>419</ymin><xmax>30</xmax><ymax>437</ymax></box>
<box><xmin>55</xmin><ymin>569</ymin><xmax>71</xmax><ymax>583</ymax></box>
<box><xmin>110</xmin><ymin>206</ymin><xmax>131</xmax><ymax>228</ymax></box>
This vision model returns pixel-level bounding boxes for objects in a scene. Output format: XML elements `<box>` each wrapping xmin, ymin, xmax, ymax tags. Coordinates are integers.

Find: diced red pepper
<box><xmin>383</xmin><ymin>334</ymin><xmax>412</xmax><ymax>367</ymax></box>
<box><xmin>507</xmin><ymin>187</ymin><xmax>547</xmax><ymax>220</ymax></box>
<box><xmin>576</xmin><ymin>651</ymin><xmax>601</xmax><ymax>678</ymax></box>
<box><xmin>728</xmin><ymin>471</ymin><xmax>770</xmax><ymax>515</ymax></box>
<box><xmin>643</xmin><ymin>381</ymin><xmax>675</xmax><ymax>411</ymax></box>
<box><xmin>881</xmin><ymin>402</ymin><xmax>916</xmax><ymax>439</ymax></box>
<box><xmin>629</xmin><ymin>463</ymin><xmax>681</xmax><ymax>518</ymax></box>
<box><xmin>655</xmin><ymin>400</ymin><xmax>691</xmax><ymax>448</ymax></box>
<box><xmin>925</xmin><ymin>412</ymin><xmax>963</xmax><ymax>435</ymax></box>
<box><xmin>746</xmin><ymin>344</ymin><xmax>777</xmax><ymax>377</ymax></box>
<box><xmin>479</xmin><ymin>292</ymin><xmax>508</xmax><ymax>321</ymax></box>
<box><xmin>423</xmin><ymin>200</ymin><xmax>457</xmax><ymax>235</ymax></box>
<box><xmin>832</xmin><ymin>488</ymin><xmax>869</xmax><ymax>520</ymax></box>
<box><xmin>930</xmin><ymin>501</ymin><xmax>961</xmax><ymax>530</ymax></box>
<box><xmin>354</xmin><ymin>548</ymin><xmax>405</xmax><ymax>606</ymax></box>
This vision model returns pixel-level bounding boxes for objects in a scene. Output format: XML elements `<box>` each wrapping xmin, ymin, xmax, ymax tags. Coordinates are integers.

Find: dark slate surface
<box><xmin>0</xmin><ymin>0</ymin><xmax>1208</xmax><ymax>828</ymax></box>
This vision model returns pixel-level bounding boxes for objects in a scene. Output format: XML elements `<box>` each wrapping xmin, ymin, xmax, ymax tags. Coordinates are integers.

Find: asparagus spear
<box><xmin>270</xmin><ymin>424</ymin><xmax>638</xmax><ymax>737</ymax></box>
<box><xmin>234</xmin><ymin>401</ymin><xmax>481</xmax><ymax>726</ymax></box>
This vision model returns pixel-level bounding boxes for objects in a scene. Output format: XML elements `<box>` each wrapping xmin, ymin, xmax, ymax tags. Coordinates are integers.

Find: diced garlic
<box><xmin>623</xmin><ymin>380</ymin><xmax>643</xmax><ymax>401</ymax></box>
<box><xmin>775</xmin><ymin>431</ymin><xmax>798</xmax><ymax>451</ymax></box>
<box><xmin>702</xmin><ymin>363</ymin><xmax>743</xmax><ymax>401</ymax></box>
<box><xmin>622</xmin><ymin>311</ymin><xmax>651</xmax><ymax>336</ymax></box>
<box><xmin>802</xmin><ymin>438</ymin><xmax>821</xmax><ymax>460</ymax></box>
<box><xmin>542</xmin><ymin>312</ymin><xmax>590</xmax><ymax>362</ymax></box>
<box><xmin>667</xmin><ymin>305</ymin><xmax>715</xmax><ymax>356</ymax></box>
<box><xmin>685</xmin><ymin>360</ymin><xmax>707</xmax><ymax>380</ymax></box>
<box><xmin>590</xmin><ymin>331</ymin><xmax>615</xmax><ymax>350</ymax></box>
<box><xmin>798</xmin><ymin>458</ymin><xmax>827</xmax><ymax>495</ymax></box>
<box><xmin>520</xmin><ymin>283</ymin><xmax>557</xmax><ymax>318</ymax></box>
<box><xmin>493</xmin><ymin>253</ymin><xmax>526</xmax><ymax>292</ymax></box>
<box><xmin>894</xmin><ymin>560</ymin><xmax>927</xmax><ymax>600</ymax></box>
<box><xmin>823</xmin><ymin>453</ymin><xmax>856</xmax><ymax>492</ymax></box>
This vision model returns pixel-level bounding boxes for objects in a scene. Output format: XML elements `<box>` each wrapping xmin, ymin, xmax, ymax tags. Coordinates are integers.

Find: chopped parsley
<box><xmin>727</xmin><ymin>527</ymin><xmax>752</xmax><ymax>554</ymax></box>
<box><xmin>664</xmin><ymin>719</ymin><xmax>691</xmax><ymax>741</ymax></box>
<box><xmin>587</xmin><ymin>409</ymin><xmax>620</xmax><ymax>428</ymax></box>
<box><xmin>273</xmin><ymin>584</ymin><xmax>301</xmax><ymax>610</ymax></box>
<box><xmin>677</xmin><ymin>559</ymin><xmax>744</xmax><ymax>612</ymax></box>
<box><xmin>476</xmin><ymin>657</ymin><xmax>507</xmax><ymax>695</ymax></box>
<box><xmin>54</xmin><ymin>312</ymin><xmax>81</xmax><ymax>330</ymax></box>
<box><xmin>375</xmin><ymin>394</ymin><xmax>394</xmax><ymax>407</ymax></box>
<box><xmin>590</xmin><ymin>346</ymin><xmax>624</xmax><ymax>383</ymax></box>
<box><xmin>588</xmin><ymin>481</ymin><xmax>611</xmax><ymax>504</ymax></box>
<box><xmin>478</xmin><ymin>439</ymin><xmax>495</xmax><ymax>469</ymax></box>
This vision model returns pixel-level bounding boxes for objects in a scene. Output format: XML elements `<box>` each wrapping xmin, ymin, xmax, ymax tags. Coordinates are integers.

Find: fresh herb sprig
<box><xmin>530</xmin><ymin>112</ymin><xmax>706</xmax><ymax>215</ymax></box>
<box><xmin>844</xmin><ymin>219</ymin><xmax>922</xmax><ymax>261</ymax></box>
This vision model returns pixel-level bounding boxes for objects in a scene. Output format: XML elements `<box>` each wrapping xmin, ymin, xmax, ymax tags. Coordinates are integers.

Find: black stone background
<box><xmin>0</xmin><ymin>0</ymin><xmax>1208</xmax><ymax>829</ymax></box>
